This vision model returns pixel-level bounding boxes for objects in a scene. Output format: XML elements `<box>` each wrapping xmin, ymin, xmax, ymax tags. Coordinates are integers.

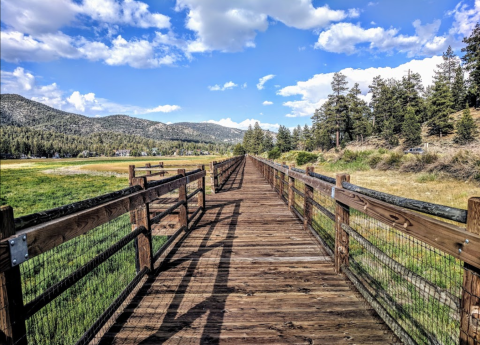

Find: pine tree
<box><xmin>262</xmin><ymin>132</ymin><xmax>274</xmax><ymax>152</ymax></box>
<box><xmin>427</xmin><ymin>76</ymin><xmax>454</xmax><ymax>138</ymax></box>
<box><xmin>331</xmin><ymin>72</ymin><xmax>349</xmax><ymax>147</ymax></box>
<box><xmin>303</xmin><ymin>125</ymin><xmax>314</xmax><ymax>151</ymax></box>
<box><xmin>348</xmin><ymin>83</ymin><xmax>371</xmax><ymax>141</ymax></box>
<box><xmin>368</xmin><ymin>75</ymin><xmax>384</xmax><ymax>130</ymax></box>
<box><xmin>243</xmin><ymin>125</ymin><xmax>253</xmax><ymax>153</ymax></box>
<box><xmin>276</xmin><ymin>126</ymin><xmax>292</xmax><ymax>152</ymax></box>
<box><xmin>233</xmin><ymin>143</ymin><xmax>246</xmax><ymax>155</ymax></box>
<box><xmin>461</xmin><ymin>23</ymin><xmax>480</xmax><ymax>108</ymax></box>
<box><xmin>383</xmin><ymin>119</ymin><xmax>399</xmax><ymax>147</ymax></box>
<box><xmin>402</xmin><ymin>106</ymin><xmax>422</xmax><ymax>147</ymax></box>
<box><xmin>317</xmin><ymin>128</ymin><xmax>332</xmax><ymax>151</ymax></box>
<box><xmin>252</xmin><ymin>122</ymin><xmax>264</xmax><ymax>154</ymax></box>
<box><xmin>451</xmin><ymin>65</ymin><xmax>467</xmax><ymax>111</ymax></box>
<box><xmin>454</xmin><ymin>105</ymin><xmax>478</xmax><ymax>144</ymax></box>
<box><xmin>291</xmin><ymin>125</ymin><xmax>301</xmax><ymax>150</ymax></box>
<box><xmin>435</xmin><ymin>46</ymin><xmax>460</xmax><ymax>86</ymax></box>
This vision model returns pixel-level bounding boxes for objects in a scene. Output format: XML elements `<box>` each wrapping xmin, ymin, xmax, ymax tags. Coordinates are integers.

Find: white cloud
<box><xmin>257</xmin><ymin>74</ymin><xmax>275</xmax><ymax>90</ymax></box>
<box><xmin>242</xmin><ymin>82</ymin><xmax>247</xmax><ymax>88</ymax></box>
<box><xmin>314</xmin><ymin>20</ymin><xmax>454</xmax><ymax>56</ymax></box>
<box><xmin>262</xmin><ymin>101</ymin><xmax>273</xmax><ymax>105</ymax></box>
<box><xmin>347</xmin><ymin>9</ymin><xmax>361</xmax><ymax>18</ymax></box>
<box><xmin>208</xmin><ymin>81</ymin><xmax>238</xmax><ymax>91</ymax></box>
<box><xmin>205</xmin><ymin>118</ymin><xmax>280</xmax><ymax>131</ymax></box>
<box><xmin>448</xmin><ymin>0</ymin><xmax>480</xmax><ymax>36</ymax></box>
<box><xmin>1</xmin><ymin>67</ymin><xmax>180</xmax><ymax>115</ymax></box>
<box><xmin>367</xmin><ymin>2</ymin><xmax>379</xmax><ymax>6</ymax></box>
<box><xmin>278</xmin><ymin>56</ymin><xmax>443</xmax><ymax>117</ymax></box>
<box><xmin>175</xmin><ymin>0</ymin><xmax>354</xmax><ymax>52</ymax></box>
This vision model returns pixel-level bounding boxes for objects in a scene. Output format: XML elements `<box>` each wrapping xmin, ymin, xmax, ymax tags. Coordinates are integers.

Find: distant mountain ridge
<box><xmin>0</xmin><ymin>94</ymin><xmax>245</xmax><ymax>144</ymax></box>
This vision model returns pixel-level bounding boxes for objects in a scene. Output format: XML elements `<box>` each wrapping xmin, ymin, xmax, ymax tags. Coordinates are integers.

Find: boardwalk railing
<box><xmin>0</xmin><ymin>166</ymin><xmax>206</xmax><ymax>345</ymax></box>
<box><xmin>210</xmin><ymin>156</ymin><xmax>244</xmax><ymax>193</ymax></box>
<box><xmin>249</xmin><ymin>155</ymin><xmax>480</xmax><ymax>345</ymax></box>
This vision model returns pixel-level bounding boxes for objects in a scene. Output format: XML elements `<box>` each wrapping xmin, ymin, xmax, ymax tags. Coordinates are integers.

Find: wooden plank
<box><xmin>178</xmin><ymin>169</ymin><xmax>188</xmax><ymax>228</ymax></box>
<box><xmin>334</xmin><ymin>187</ymin><xmax>480</xmax><ymax>269</ymax></box>
<box><xmin>0</xmin><ymin>206</ymin><xmax>27</xmax><ymax>345</ymax></box>
<box><xmin>335</xmin><ymin>173</ymin><xmax>350</xmax><ymax>273</ymax></box>
<box><xmin>460</xmin><ymin>197</ymin><xmax>480</xmax><ymax>344</ymax></box>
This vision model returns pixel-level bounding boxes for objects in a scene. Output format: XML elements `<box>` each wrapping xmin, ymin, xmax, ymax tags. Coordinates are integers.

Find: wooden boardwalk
<box><xmin>99</xmin><ymin>159</ymin><xmax>398</xmax><ymax>344</ymax></box>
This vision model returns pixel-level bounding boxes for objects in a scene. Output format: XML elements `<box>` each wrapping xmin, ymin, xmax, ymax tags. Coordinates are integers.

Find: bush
<box><xmin>296</xmin><ymin>151</ymin><xmax>318</xmax><ymax>166</ymax></box>
<box><xmin>233</xmin><ymin>144</ymin><xmax>246</xmax><ymax>156</ymax></box>
<box><xmin>378</xmin><ymin>152</ymin><xmax>404</xmax><ymax>170</ymax></box>
<box><xmin>367</xmin><ymin>154</ymin><xmax>383</xmax><ymax>168</ymax></box>
<box><xmin>267</xmin><ymin>147</ymin><xmax>281</xmax><ymax>160</ymax></box>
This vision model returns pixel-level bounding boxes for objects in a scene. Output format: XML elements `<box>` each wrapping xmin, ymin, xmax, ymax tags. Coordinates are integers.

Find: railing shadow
<box><xmin>99</xmin><ymin>161</ymin><xmax>245</xmax><ymax>344</ymax></box>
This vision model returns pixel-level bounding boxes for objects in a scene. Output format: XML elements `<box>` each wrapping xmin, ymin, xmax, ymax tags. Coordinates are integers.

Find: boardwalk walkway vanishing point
<box><xmin>99</xmin><ymin>158</ymin><xmax>398</xmax><ymax>344</ymax></box>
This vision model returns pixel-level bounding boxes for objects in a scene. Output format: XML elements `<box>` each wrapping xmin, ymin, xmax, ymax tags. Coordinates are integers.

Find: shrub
<box><xmin>378</xmin><ymin>152</ymin><xmax>404</xmax><ymax>170</ymax></box>
<box><xmin>267</xmin><ymin>147</ymin><xmax>281</xmax><ymax>160</ymax></box>
<box><xmin>233</xmin><ymin>144</ymin><xmax>246</xmax><ymax>156</ymax></box>
<box><xmin>367</xmin><ymin>154</ymin><xmax>383</xmax><ymax>168</ymax></box>
<box><xmin>296</xmin><ymin>151</ymin><xmax>318</xmax><ymax>166</ymax></box>
<box><xmin>416</xmin><ymin>173</ymin><xmax>438</xmax><ymax>183</ymax></box>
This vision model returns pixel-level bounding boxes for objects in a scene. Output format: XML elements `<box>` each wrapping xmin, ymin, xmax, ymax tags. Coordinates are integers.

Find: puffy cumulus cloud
<box><xmin>80</xmin><ymin>0</ymin><xmax>170</xmax><ymax>29</ymax></box>
<box><xmin>278</xmin><ymin>56</ymin><xmax>443</xmax><ymax>117</ymax></box>
<box><xmin>262</xmin><ymin>101</ymin><xmax>273</xmax><ymax>105</ymax></box>
<box><xmin>257</xmin><ymin>74</ymin><xmax>275</xmax><ymax>90</ymax></box>
<box><xmin>448</xmin><ymin>0</ymin><xmax>480</xmax><ymax>36</ymax></box>
<box><xmin>1</xmin><ymin>67</ymin><xmax>181</xmax><ymax>116</ymax></box>
<box><xmin>175</xmin><ymin>0</ymin><xmax>353</xmax><ymax>52</ymax></box>
<box><xmin>208</xmin><ymin>81</ymin><xmax>238</xmax><ymax>91</ymax></box>
<box><xmin>1</xmin><ymin>0</ymin><xmax>169</xmax><ymax>35</ymax></box>
<box><xmin>315</xmin><ymin>19</ymin><xmax>454</xmax><ymax>56</ymax></box>
<box><xmin>205</xmin><ymin>118</ymin><xmax>280</xmax><ymax>131</ymax></box>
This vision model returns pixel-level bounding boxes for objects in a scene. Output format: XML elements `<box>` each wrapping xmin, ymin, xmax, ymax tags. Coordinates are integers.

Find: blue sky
<box><xmin>1</xmin><ymin>0</ymin><xmax>479</xmax><ymax>131</ymax></box>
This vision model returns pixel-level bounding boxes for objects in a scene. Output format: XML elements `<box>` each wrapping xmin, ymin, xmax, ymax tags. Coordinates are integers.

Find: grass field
<box><xmin>0</xmin><ymin>155</ymin><xmax>221</xmax><ymax>217</ymax></box>
<box><xmin>1</xmin><ymin>155</ymin><xmax>223</xmax><ymax>344</ymax></box>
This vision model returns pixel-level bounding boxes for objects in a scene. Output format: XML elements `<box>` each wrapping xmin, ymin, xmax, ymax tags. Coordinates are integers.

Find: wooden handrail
<box><xmin>210</xmin><ymin>156</ymin><xmax>244</xmax><ymax>193</ymax></box>
<box><xmin>249</xmin><ymin>154</ymin><xmax>480</xmax><ymax>345</ymax></box>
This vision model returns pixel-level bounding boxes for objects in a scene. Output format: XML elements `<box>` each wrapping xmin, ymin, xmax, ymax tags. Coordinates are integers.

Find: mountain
<box><xmin>0</xmin><ymin>94</ymin><xmax>245</xmax><ymax>144</ymax></box>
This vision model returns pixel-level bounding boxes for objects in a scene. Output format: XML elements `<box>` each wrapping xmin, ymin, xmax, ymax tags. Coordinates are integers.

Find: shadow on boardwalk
<box><xmin>99</xmin><ymin>159</ymin><xmax>398</xmax><ymax>345</ymax></box>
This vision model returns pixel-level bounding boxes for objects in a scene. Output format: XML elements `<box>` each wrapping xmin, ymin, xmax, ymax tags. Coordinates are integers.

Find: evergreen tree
<box><xmin>252</xmin><ymin>122</ymin><xmax>265</xmax><ymax>154</ymax></box>
<box><xmin>330</xmin><ymin>72</ymin><xmax>349</xmax><ymax>147</ymax></box>
<box><xmin>262</xmin><ymin>132</ymin><xmax>274</xmax><ymax>152</ymax></box>
<box><xmin>461</xmin><ymin>22</ymin><xmax>480</xmax><ymax>108</ymax></box>
<box><xmin>427</xmin><ymin>76</ymin><xmax>454</xmax><ymax>138</ymax></box>
<box><xmin>303</xmin><ymin>125</ymin><xmax>314</xmax><ymax>151</ymax></box>
<box><xmin>368</xmin><ymin>75</ymin><xmax>384</xmax><ymax>130</ymax></box>
<box><xmin>233</xmin><ymin>143</ymin><xmax>246</xmax><ymax>155</ymax></box>
<box><xmin>435</xmin><ymin>46</ymin><xmax>460</xmax><ymax>86</ymax></box>
<box><xmin>317</xmin><ymin>128</ymin><xmax>332</xmax><ymax>151</ymax></box>
<box><xmin>243</xmin><ymin>125</ymin><xmax>254</xmax><ymax>153</ymax></box>
<box><xmin>348</xmin><ymin>83</ymin><xmax>371</xmax><ymax>141</ymax></box>
<box><xmin>276</xmin><ymin>125</ymin><xmax>292</xmax><ymax>152</ymax></box>
<box><xmin>454</xmin><ymin>105</ymin><xmax>478</xmax><ymax>144</ymax></box>
<box><xmin>402</xmin><ymin>106</ymin><xmax>422</xmax><ymax>147</ymax></box>
<box><xmin>291</xmin><ymin>125</ymin><xmax>302</xmax><ymax>150</ymax></box>
<box><xmin>383</xmin><ymin>119</ymin><xmax>399</xmax><ymax>147</ymax></box>
<box><xmin>451</xmin><ymin>65</ymin><xmax>467</xmax><ymax>111</ymax></box>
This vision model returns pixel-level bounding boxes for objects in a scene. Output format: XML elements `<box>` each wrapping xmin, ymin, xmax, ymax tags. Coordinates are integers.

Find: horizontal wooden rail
<box><xmin>150</xmin><ymin>200</ymin><xmax>186</xmax><ymax>225</ymax></box>
<box><xmin>210</xmin><ymin>156</ymin><xmax>244</xmax><ymax>193</ymax></box>
<box><xmin>0</xmin><ymin>170</ymin><xmax>206</xmax><ymax>273</ymax></box>
<box><xmin>249</xmin><ymin>156</ymin><xmax>480</xmax><ymax>269</ymax></box>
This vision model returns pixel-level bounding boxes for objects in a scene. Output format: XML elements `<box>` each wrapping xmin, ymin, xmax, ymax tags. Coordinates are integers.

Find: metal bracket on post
<box><xmin>9</xmin><ymin>234</ymin><xmax>29</xmax><ymax>267</ymax></box>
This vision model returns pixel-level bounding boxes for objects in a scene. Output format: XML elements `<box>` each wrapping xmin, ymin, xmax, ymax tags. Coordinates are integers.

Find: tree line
<box><xmin>239</xmin><ymin>23</ymin><xmax>479</xmax><ymax>156</ymax></box>
<box><xmin>0</xmin><ymin>126</ymin><xmax>233</xmax><ymax>158</ymax></box>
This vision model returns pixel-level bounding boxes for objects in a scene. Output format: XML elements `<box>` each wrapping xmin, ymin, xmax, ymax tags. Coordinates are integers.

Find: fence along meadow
<box><xmin>250</xmin><ymin>155</ymin><xmax>479</xmax><ymax>345</ymax></box>
<box><xmin>0</xmin><ymin>157</ymin><xmax>242</xmax><ymax>345</ymax></box>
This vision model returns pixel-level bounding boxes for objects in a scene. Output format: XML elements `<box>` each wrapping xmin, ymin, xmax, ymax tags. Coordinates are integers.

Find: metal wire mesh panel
<box><xmin>20</xmin><ymin>213</ymin><xmax>137</xmax><ymax>345</ymax></box>
<box><xmin>311</xmin><ymin>190</ymin><xmax>335</xmax><ymax>252</ymax></box>
<box><xmin>348</xmin><ymin>208</ymin><xmax>465</xmax><ymax>345</ymax></box>
<box><xmin>293</xmin><ymin>179</ymin><xmax>305</xmax><ymax>216</ymax></box>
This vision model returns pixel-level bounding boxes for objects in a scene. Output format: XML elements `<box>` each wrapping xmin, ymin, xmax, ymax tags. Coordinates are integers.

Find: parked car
<box><xmin>404</xmin><ymin>147</ymin><xmax>424</xmax><ymax>155</ymax></box>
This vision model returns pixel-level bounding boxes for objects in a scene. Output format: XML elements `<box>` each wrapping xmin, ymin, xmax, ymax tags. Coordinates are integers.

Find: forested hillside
<box><xmin>0</xmin><ymin>94</ymin><xmax>245</xmax><ymax>144</ymax></box>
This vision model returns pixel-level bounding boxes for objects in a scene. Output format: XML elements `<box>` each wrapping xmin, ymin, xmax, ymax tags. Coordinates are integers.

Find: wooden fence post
<box><xmin>304</xmin><ymin>167</ymin><xmax>314</xmax><ymax>233</ymax></box>
<box><xmin>159</xmin><ymin>162</ymin><xmax>164</xmax><ymax>177</ymax></box>
<box><xmin>0</xmin><ymin>206</ymin><xmax>27</xmax><ymax>345</ymax></box>
<box><xmin>279</xmin><ymin>162</ymin><xmax>286</xmax><ymax>200</ymax></box>
<box><xmin>210</xmin><ymin>161</ymin><xmax>217</xmax><ymax>194</ymax></box>
<box><xmin>128</xmin><ymin>165</ymin><xmax>135</xmax><ymax>186</ymax></box>
<box><xmin>288</xmin><ymin>164</ymin><xmax>295</xmax><ymax>211</ymax></box>
<box><xmin>198</xmin><ymin>165</ymin><xmax>206</xmax><ymax>211</ymax></box>
<box><xmin>178</xmin><ymin>169</ymin><xmax>188</xmax><ymax>229</ymax></box>
<box><xmin>335</xmin><ymin>173</ymin><xmax>350</xmax><ymax>274</ymax></box>
<box><xmin>460</xmin><ymin>197</ymin><xmax>480</xmax><ymax>344</ymax></box>
<box><xmin>130</xmin><ymin>176</ymin><xmax>152</xmax><ymax>273</ymax></box>
<box><xmin>145</xmin><ymin>163</ymin><xmax>151</xmax><ymax>176</ymax></box>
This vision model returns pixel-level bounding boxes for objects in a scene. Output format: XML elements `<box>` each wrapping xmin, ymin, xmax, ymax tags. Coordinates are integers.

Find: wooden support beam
<box><xmin>335</xmin><ymin>173</ymin><xmax>350</xmax><ymax>274</ymax></box>
<box><xmin>145</xmin><ymin>163</ymin><xmax>151</xmax><ymax>176</ymax></box>
<box><xmin>279</xmin><ymin>162</ymin><xmax>286</xmax><ymax>200</ymax></box>
<box><xmin>178</xmin><ymin>169</ymin><xmax>188</xmax><ymax>228</ymax></box>
<box><xmin>128</xmin><ymin>165</ymin><xmax>135</xmax><ymax>186</ymax></box>
<box><xmin>460</xmin><ymin>197</ymin><xmax>480</xmax><ymax>344</ymax></box>
<box><xmin>198</xmin><ymin>165</ymin><xmax>205</xmax><ymax>210</ymax></box>
<box><xmin>210</xmin><ymin>161</ymin><xmax>217</xmax><ymax>194</ymax></box>
<box><xmin>0</xmin><ymin>206</ymin><xmax>27</xmax><ymax>345</ymax></box>
<box><xmin>134</xmin><ymin>205</ymin><xmax>152</xmax><ymax>273</ymax></box>
<box><xmin>288</xmin><ymin>164</ymin><xmax>295</xmax><ymax>211</ymax></box>
<box><xmin>304</xmin><ymin>167</ymin><xmax>314</xmax><ymax>234</ymax></box>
